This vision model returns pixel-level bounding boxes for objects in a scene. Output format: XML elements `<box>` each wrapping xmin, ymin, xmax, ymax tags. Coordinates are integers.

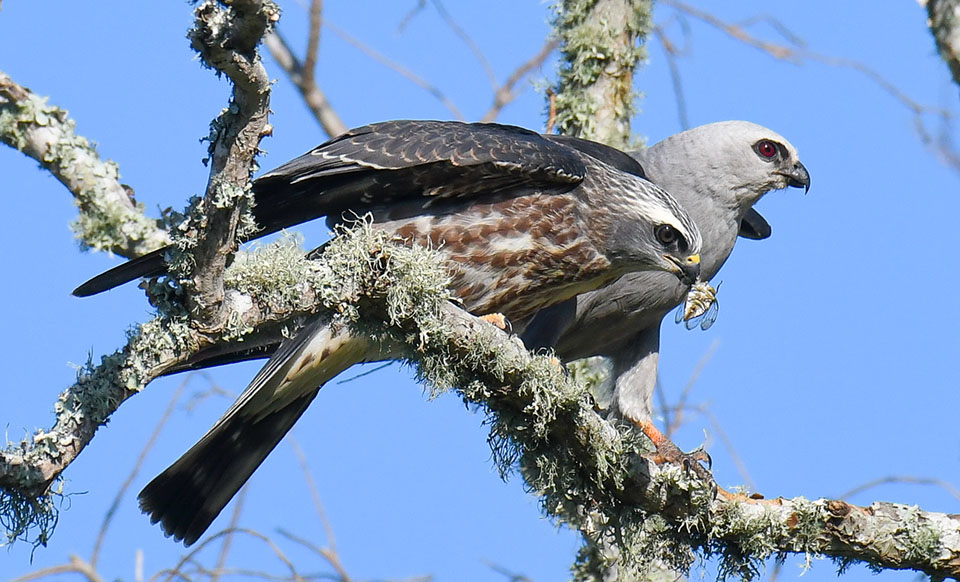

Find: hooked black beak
<box><xmin>666</xmin><ymin>253</ymin><xmax>701</xmax><ymax>285</ymax></box>
<box><xmin>783</xmin><ymin>161</ymin><xmax>810</xmax><ymax>193</ymax></box>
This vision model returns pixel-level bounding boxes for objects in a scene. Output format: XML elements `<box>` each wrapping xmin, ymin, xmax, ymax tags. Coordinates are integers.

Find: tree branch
<box><xmin>264</xmin><ymin>30</ymin><xmax>348</xmax><ymax>138</ymax></box>
<box><xmin>481</xmin><ymin>37</ymin><xmax>560</xmax><ymax>123</ymax></box>
<box><xmin>174</xmin><ymin>0</ymin><xmax>276</xmax><ymax>325</ymax></box>
<box><xmin>551</xmin><ymin>0</ymin><xmax>652</xmax><ymax>148</ymax></box>
<box><xmin>0</xmin><ymin>71</ymin><xmax>169</xmax><ymax>258</ymax></box>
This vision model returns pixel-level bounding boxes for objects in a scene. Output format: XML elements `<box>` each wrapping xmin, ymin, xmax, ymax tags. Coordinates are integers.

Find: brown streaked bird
<box><xmin>74</xmin><ymin>120</ymin><xmax>702</xmax><ymax>545</ymax></box>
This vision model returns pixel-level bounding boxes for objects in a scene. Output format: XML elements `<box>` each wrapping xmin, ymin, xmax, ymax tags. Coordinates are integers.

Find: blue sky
<box><xmin>2</xmin><ymin>1</ymin><xmax>959</xmax><ymax>581</ymax></box>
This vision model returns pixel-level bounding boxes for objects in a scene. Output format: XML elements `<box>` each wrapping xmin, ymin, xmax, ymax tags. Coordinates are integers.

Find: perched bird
<box><xmin>74</xmin><ymin>120</ymin><xmax>703</xmax><ymax>545</ymax></box>
<box><xmin>520</xmin><ymin>121</ymin><xmax>810</xmax><ymax>459</ymax></box>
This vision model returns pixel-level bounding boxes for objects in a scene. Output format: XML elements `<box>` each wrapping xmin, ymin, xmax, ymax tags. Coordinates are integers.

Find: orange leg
<box><xmin>628</xmin><ymin>418</ymin><xmax>711</xmax><ymax>468</ymax></box>
<box><xmin>480</xmin><ymin>313</ymin><xmax>508</xmax><ymax>330</ymax></box>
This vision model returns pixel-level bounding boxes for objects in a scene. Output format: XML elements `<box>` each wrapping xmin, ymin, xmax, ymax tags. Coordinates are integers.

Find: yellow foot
<box><xmin>480</xmin><ymin>313</ymin><xmax>508</xmax><ymax>330</ymax></box>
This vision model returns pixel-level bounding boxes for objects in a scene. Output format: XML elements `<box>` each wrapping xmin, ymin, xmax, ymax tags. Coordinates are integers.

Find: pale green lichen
<box><xmin>0</xmin><ymin>90</ymin><xmax>167</xmax><ymax>255</ymax></box>
<box><xmin>551</xmin><ymin>0</ymin><xmax>652</xmax><ymax>147</ymax></box>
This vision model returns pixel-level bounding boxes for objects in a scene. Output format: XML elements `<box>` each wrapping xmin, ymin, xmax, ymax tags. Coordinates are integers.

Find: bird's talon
<box><xmin>480</xmin><ymin>313</ymin><xmax>509</xmax><ymax>331</ymax></box>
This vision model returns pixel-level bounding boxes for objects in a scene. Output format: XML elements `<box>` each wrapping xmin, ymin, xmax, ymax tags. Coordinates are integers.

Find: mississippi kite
<box><xmin>521</xmin><ymin>121</ymin><xmax>810</xmax><ymax>458</ymax></box>
<box><xmin>74</xmin><ymin>120</ymin><xmax>704</xmax><ymax>544</ymax></box>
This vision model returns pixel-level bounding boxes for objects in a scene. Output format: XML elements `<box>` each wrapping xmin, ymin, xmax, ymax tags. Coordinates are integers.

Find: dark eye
<box><xmin>755</xmin><ymin>139</ymin><xmax>778</xmax><ymax>159</ymax></box>
<box><xmin>655</xmin><ymin>224</ymin><xmax>679</xmax><ymax>246</ymax></box>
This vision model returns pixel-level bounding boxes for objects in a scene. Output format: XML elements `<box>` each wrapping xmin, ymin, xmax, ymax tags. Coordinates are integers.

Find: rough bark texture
<box><xmin>0</xmin><ymin>72</ymin><xmax>170</xmax><ymax>258</ymax></box>
<box><xmin>177</xmin><ymin>0</ymin><xmax>277</xmax><ymax>326</ymax></box>
<box><xmin>552</xmin><ymin>0</ymin><xmax>652</xmax><ymax>149</ymax></box>
<box><xmin>928</xmin><ymin>0</ymin><xmax>960</xmax><ymax>88</ymax></box>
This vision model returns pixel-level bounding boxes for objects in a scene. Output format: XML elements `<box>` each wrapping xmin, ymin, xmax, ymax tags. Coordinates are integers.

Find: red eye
<box><xmin>756</xmin><ymin>140</ymin><xmax>777</xmax><ymax>158</ymax></box>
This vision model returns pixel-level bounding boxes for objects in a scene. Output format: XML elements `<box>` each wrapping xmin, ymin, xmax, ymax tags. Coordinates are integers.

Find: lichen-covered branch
<box><xmin>4</xmin><ymin>222</ymin><xmax>959</xmax><ymax>578</ymax></box>
<box><xmin>0</xmin><ymin>71</ymin><xmax>169</xmax><ymax>258</ymax></box>
<box><xmin>174</xmin><ymin>0</ymin><xmax>277</xmax><ymax>325</ymax></box>
<box><xmin>551</xmin><ymin>0</ymin><xmax>652</xmax><ymax>148</ymax></box>
<box><xmin>927</xmin><ymin>0</ymin><xmax>960</xmax><ymax>88</ymax></box>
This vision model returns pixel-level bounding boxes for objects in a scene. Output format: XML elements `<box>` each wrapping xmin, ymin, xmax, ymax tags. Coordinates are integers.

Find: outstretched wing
<box><xmin>74</xmin><ymin>120</ymin><xmax>588</xmax><ymax>296</ymax></box>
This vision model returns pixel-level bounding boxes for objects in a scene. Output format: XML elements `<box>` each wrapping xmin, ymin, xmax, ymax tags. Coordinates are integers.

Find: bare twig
<box><xmin>287</xmin><ymin>435</ymin><xmax>338</xmax><ymax>555</ymax></box>
<box><xmin>265</xmin><ymin>31</ymin><xmax>348</xmax><ymax>138</ymax></box>
<box><xmin>665</xmin><ymin>339</ymin><xmax>718</xmax><ymax>438</ymax></box>
<box><xmin>90</xmin><ymin>377</ymin><xmax>192</xmax><ymax>568</ymax></box>
<box><xmin>481</xmin><ymin>38</ymin><xmax>559</xmax><ymax>123</ymax></box>
<box><xmin>651</xmin><ymin>24</ymin><xmax>690</xmax><ymax>130</ymax></box>
<box><xmin>302</xmin><ymin>0</ymin><xmax>323</xmax><ymax>89</ymax></box>
<box><xmin>210</xmin><ymin>484</ymin><xmax>250</xmax><ymax>582</ymax></box>
<box><xmin>660</xmin><ymin>0</ymin><xmax>950</xmax><ymax>119</ymax></box>
<box><xmin>840</xmin><ymin>476</ymin><xmax>960</xmax><ymax>503</ymax></box>
<box><xmin>484</xmin><ymin>560</ymin><xmax>533</xmax><ymax>582</ymax></box>
<box><xmin>277</xmin><ymin>529</ymin><xmax>351</xmax><ymax>582</ymax></box>
<box><xmin>12</xmin><ymin>555</ymin><xmax>103</xmax><ymax>582</ymax></box>
<box><xmin>545</xmin><ymin>88</ymin><xmax>557</xmax><ymax>134</ymax></box>
<box><xmin>324</xmin><ymin>20</ymin><xmax>465</xmax><ymax>120</ymax></box>
<box><xmin>158</xmin><ymin>528</ymin><xmax>304</xmax><ymax>582</ymax></box>
<box><xmin>430</xmin><ymin>0</ymin><xmax>498</xmax><ymax>90</ymax></box>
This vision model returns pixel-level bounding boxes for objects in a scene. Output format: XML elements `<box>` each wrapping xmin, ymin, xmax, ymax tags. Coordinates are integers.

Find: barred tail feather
<box><xmin>138</xmin><ymin>318</ymin><xmax>370</xmax><ymax>545</ymax></box>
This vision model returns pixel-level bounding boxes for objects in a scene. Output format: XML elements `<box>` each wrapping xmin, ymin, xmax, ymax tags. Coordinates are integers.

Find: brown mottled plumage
<box><xmin>74</xmin><ymin>120</ymin><xmax>703</xmax><ymax>545</ymax></box>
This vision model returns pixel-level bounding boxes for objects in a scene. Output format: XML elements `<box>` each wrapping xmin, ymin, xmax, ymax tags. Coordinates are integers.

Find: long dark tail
<box><xmin>138</xmin><ymin>318</ymin><xmax>371</xmax><ymax>546</ymax></box>
<box><xmin>72</xmin><ymin>247</ymin><xmax>168</xmax><ymax>297</ymax></box>
<box><xmin>138</xmin><ymin>390</ymin><xmax>317</xmax><ymax>546</ymax></box>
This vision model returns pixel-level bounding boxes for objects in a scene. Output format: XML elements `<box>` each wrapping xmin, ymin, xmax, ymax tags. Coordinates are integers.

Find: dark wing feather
<box><xmin>251</xmin><ymin>120</ymin><xmax>586</xmax><ymax>231</ymax></box>
<box><xmin>544</xmin><ymin>134</ymin><xmax>648</xmax><ymax>180</ymax></box>
<box><xmin>738</xmin><ymin>208</ymin><xmax>772</xmax><ymax>240</ymax></box>
<box><xmin>74</xmin><ymin>120</ymin><xmax>587</xmax><ymax>296</ymax></box>
<box><xmin>72</xmin><ymin>247</ymin><xmax>168</xmax><ymax>297</ymax></box>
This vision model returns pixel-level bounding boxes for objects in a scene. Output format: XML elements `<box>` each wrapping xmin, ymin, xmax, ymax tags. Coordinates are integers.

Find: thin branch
<box><xmin>661</xmin><ymin>0</ymin><xmax>950</xmax><ymax>119</ymax></box>
<box><xmin>0</xmin><ymin>71</ymin><xmax>169</xmax><ymax>258</ymax></box>
<box><xmin>324</xmin><ymin>20</ymin><xmax>465</xmax><ymax>121</ymax></box>
<box><xmin>287</xmin><ymin>436</ymin><xmax>339</xmax><ymax>556</ymax></box>
<box><xmin>481</xmin><ymin>37</ymin><xmax>559</xmax><ymax>123</ymax></box>
<box><xmin>302</xmin><ymin>0</ymin><xmax>323</xmax><ymax>89</ymax></box>
<box><xmin>158</xmin><ymin>528</ymin><xmax>304</xmax><ymax>582</ymax></box>
<box><xmin>545</xmin><ymin>88</ymin><xmax>557</xmax><ymax>133</ymax></box>
<box><xmin>651</xmin><ymin>24</ymin><xmax>690</xmax><ymax>131</ymax></box>
<box><xmin>430</xmin><ymin>0</ymin><xmax>498</xmax><ymax>90</ymax></box>
<box><xmin>276</xmin><ymin>529</ymin><xmax>351</xmax><ymax>582</ymax></box>
<box><xmin>211</xmin><ymin>484</ymin><xmax>250</xmax><ymax>582</ymax></box>
<box><xmin>90</xmin><ymin>377</ymin><xmax>191</xmax><ymax>568</ymax></box>
<box><xmin>180</xmin><ymin>0</ymin><xmax>277</xmax><ymax>324</ymax></box>
<box><xmin>12</xmin><ymin>555</ymin><xmax>103</xmax><ymax>582</ymax></box>
<box><xmin>840</xmin><ymin>476</ymin><xmax>960</xmax><ymax>504</ymax></box>
<box><xmin>665</xmin><ymin>339</ymin><xmax>718</xmax><ymax>438</ymax></box>
<box><xmin>265</xmin><ymin>30</ymin><xmax>348</xmax><ymax>138</ymax></box>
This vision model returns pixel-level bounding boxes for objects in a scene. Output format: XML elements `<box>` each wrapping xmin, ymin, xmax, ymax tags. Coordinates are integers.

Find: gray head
<box><xmin>584</xmin><ymin>160</ymin><xmax>703</xmax><ymax>285</ymax></box>
<box><xmin>640</xmin><ymin>121</ymin><xmax>810</xmax><ymax>211</ymax></box>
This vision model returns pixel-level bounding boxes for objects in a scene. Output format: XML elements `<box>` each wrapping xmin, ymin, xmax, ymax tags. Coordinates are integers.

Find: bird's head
<box><xmin>645</xmin><ymin>121</ymin><xmax>810</xmax><ymax>211</ymax></box>
<box><xmin>608</xmin><ymin>176</ymin><xmax>703</xmax><ymax>285</ymax></box>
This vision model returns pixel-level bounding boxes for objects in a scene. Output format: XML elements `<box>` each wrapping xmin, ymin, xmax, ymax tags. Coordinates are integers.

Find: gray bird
<box><xmin>520</xmin><ymin>121</ymin><xmax>810</xmax><ymax>457</ymax></box>
<box><xmin>77</xmin><ymin>120</ymin><xmax>704</xmax><ymax>545</ymax></box>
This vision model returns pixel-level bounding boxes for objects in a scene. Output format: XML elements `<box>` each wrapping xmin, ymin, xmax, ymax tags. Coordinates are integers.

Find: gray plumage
<box><xmin>126</xmin><ymin>120</ymin><xmax>704</xmax><ymax>545</ymax></box>
<box><xmin>521</xmin><ymin>121</ymin><xmax>810</xmax><ymax>425</ymax></box>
